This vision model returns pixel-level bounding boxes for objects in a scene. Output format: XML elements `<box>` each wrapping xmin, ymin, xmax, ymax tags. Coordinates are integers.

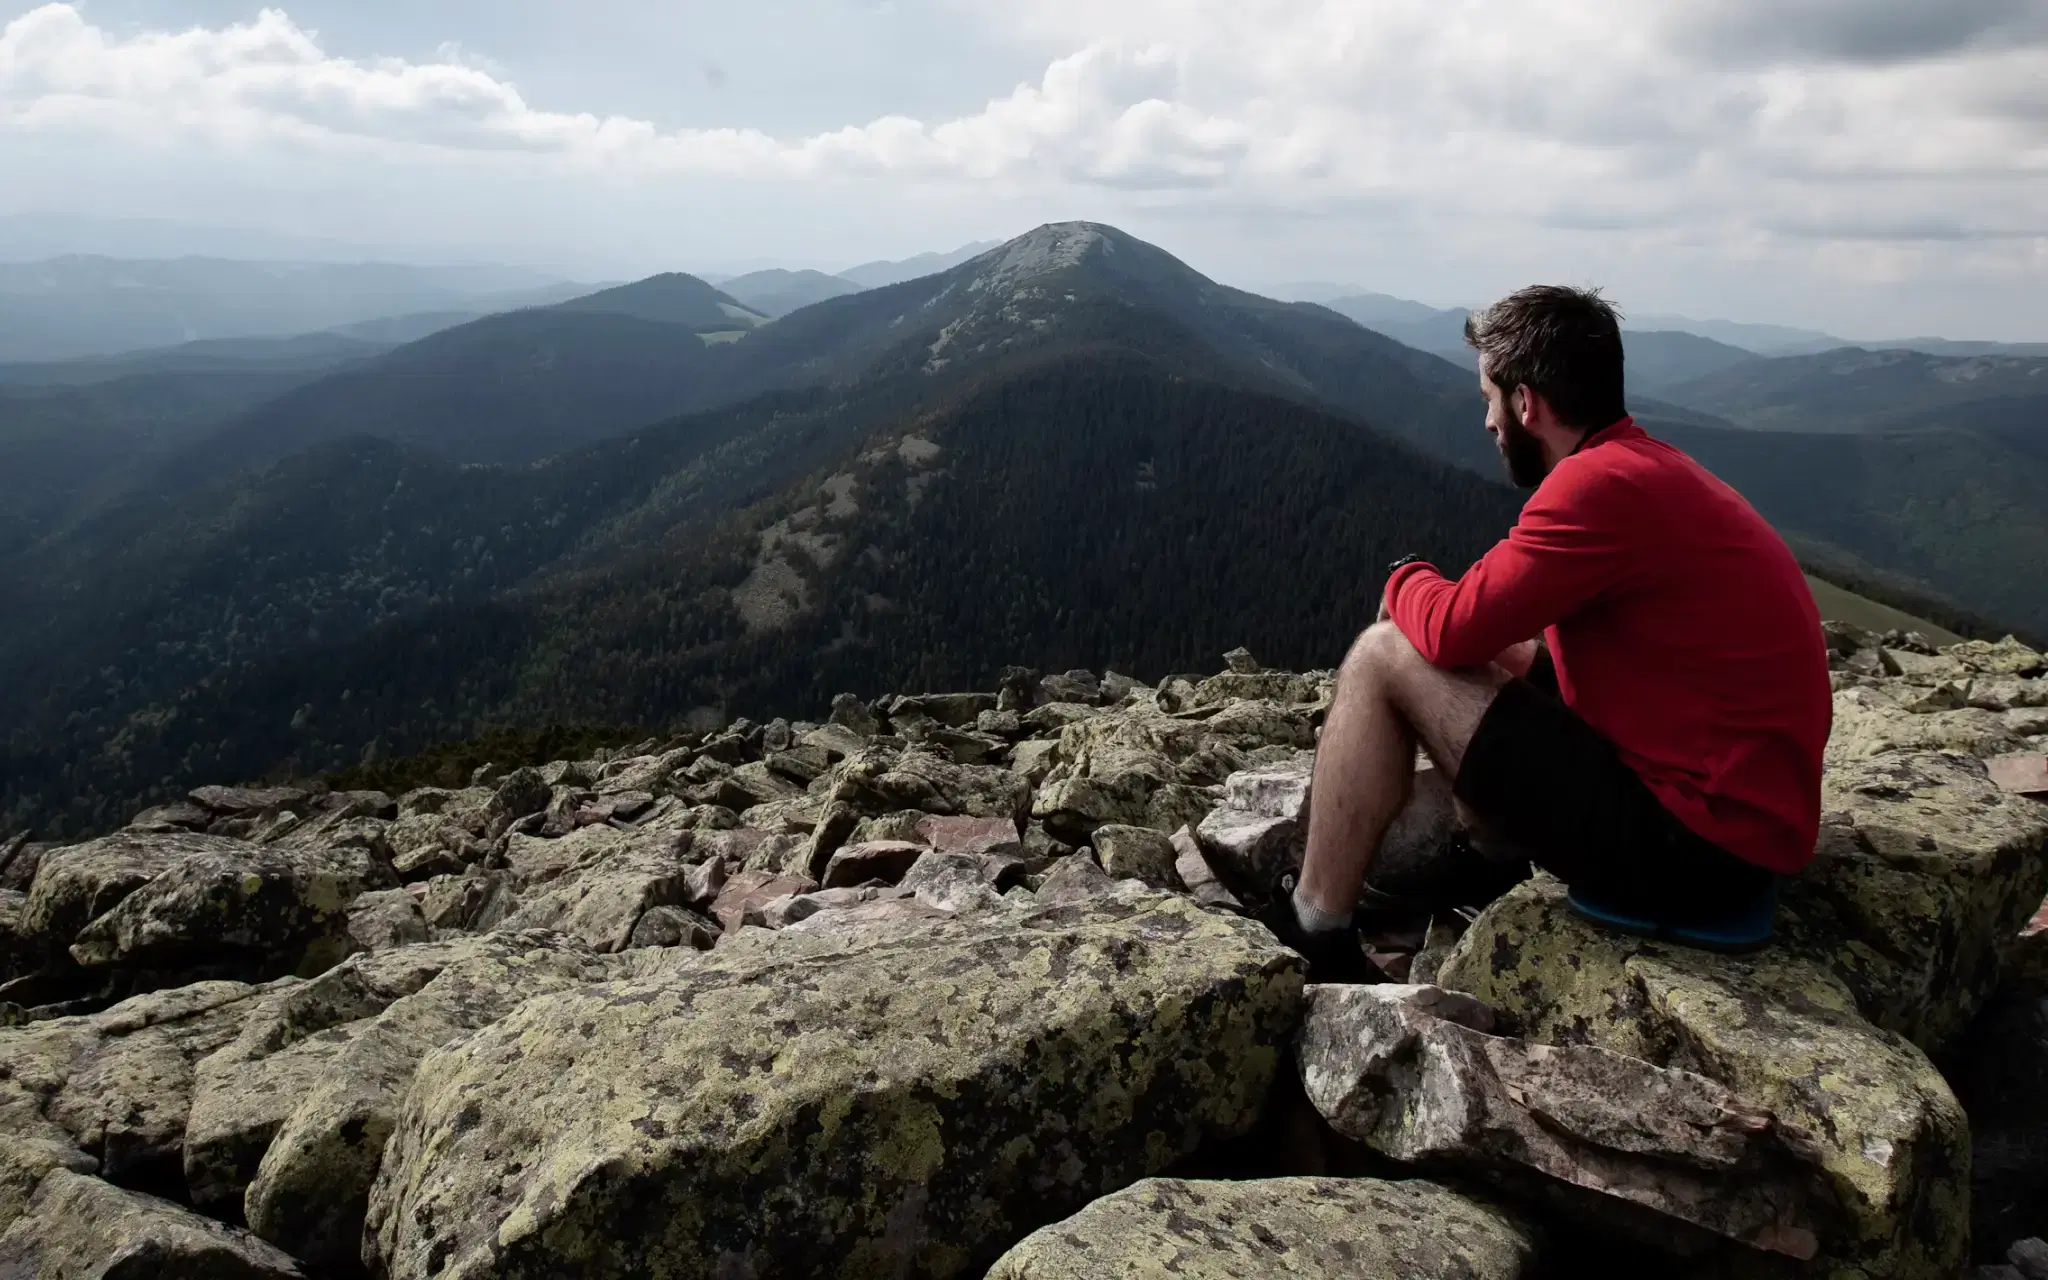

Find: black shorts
<box><xmin>1453</xmin><ymin>652</ymin><xmax>1775</xmax><ymax>928</ymax></box>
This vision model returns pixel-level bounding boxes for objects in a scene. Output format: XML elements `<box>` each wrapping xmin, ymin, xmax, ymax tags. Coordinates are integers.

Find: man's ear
<box><xmin>1514</xmin><ymin>384</ymin><xmax>1540</xmax><ymax>428</ymax></box>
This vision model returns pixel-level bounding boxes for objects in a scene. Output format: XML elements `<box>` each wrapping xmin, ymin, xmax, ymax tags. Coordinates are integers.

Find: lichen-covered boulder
<box><xmin>244</xmin><ymin>932</ymin><xmax>624</xmax><ymax>1271</ymax></box>
<box><xmin>182</xmin><ymin>939</ymin><xmax>507</xmax><ymax>1215</ymax></box>
<box><xmin>345</xmin><ymin>888</ymin><xmax>431</xmax><ymax>953</ymax></box>
<box><xmin>0</xmin><ymin>889</ymin><xmax>28</xmax><ymax>984</ymax></box>
<box><xmin>1799</xmin><ymin>750</ymin><xmax>2048</xmax><ymax>1049</ymax></box>
<box><xmin>1436</xmin><ymin>878</ymin><xmax>1969</xmax><ymax>1279</ymax></box>
<box><xmin>985</xmin><ymin>1176</ymin><xmax>1538</xmax><ymax>1279</ymax></box>
<box><xmin>67</xmin><ymin>839</ymin><xmax>395</xmax><ymax>981</ymax></box>
<box><xmin>1093</xmin><ymin>825</ymin><xmax>1184</xmax><ymax>890</ymax></box>
<box><xmin>0</xmin><ymin>978</ymin><xmax>286</xmax><ymax>1197</ymax></box>
<box><xmin>365</xmin><ymin>894</ymin><xmax>1304</xmax><ymax>1280</ymax></box>
<box><xmin>18</xmin><ymin>832</ymin><xmax>235</xmax><ymax>961</ymax></box>
<box><xmin>0</xmin><ymin>1136</ymin><xmax>94</xmax><ymax>1235</ymax></box>
<box><xmin>0</xmin><ymin>1168</ymin><xmax>304</xmax><ymax>1278</ymax></box>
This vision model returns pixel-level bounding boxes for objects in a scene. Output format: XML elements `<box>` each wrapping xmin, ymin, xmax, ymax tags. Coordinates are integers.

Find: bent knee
<box><xmin>1342</xmin><ymin>621</ymin><xmax>1419</xmax><ymax>676</ymax></box>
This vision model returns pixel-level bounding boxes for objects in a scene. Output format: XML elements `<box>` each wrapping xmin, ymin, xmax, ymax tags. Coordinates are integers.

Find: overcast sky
<box><xmin>3</xmin><ymin>1</ymin><xmax>2046</xmax><ymax>338</ymax></box>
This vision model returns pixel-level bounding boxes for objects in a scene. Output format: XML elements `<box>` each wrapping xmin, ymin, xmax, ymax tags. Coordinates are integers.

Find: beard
<box><xmin>1497</xmin><ymin>416</ymin><xmax>1548</xmax><ymax>489</ymax></box>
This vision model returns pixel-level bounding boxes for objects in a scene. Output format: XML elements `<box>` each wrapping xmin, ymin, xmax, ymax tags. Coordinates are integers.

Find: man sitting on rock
<box><xmin>1274</xmin><ymin>285</ymin><xmax>1833</xmax><ymax>981</ymax></box>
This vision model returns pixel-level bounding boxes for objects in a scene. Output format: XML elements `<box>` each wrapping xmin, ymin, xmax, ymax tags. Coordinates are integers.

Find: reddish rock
<box><xmin>711</xmin><ymin>870</ymin><xmax>819</xmax><ymax>933</ymax></box>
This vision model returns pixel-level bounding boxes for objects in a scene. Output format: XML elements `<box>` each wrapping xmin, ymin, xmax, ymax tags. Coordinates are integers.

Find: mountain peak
<box><xmin>551</xmin><ymin>273</ymin><xmax>767</xmax><ymax>332</ymax></box>
<box><xmin>963</xmin><ymin>222</ymin><xmax>1121</xmax><ymax>293</ymax></box>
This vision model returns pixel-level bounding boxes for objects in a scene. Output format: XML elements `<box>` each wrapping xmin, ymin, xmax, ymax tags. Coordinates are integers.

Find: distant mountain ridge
<box><xmin>717</xmin><ymin>269</ymin><xmax>864</xmax><ymax>317</ymax></box>
<box><xmin>2</xmin><ymin>220</ymin><xmax>2044</xmax><ymax>842</ymax></box>
<box><xmin>837</xmin><ymin>241</ymin><xmax>1002</xmax><ymax>289</ymax></box>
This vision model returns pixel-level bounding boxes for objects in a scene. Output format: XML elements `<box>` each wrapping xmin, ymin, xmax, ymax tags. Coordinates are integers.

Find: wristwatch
<box><xmin>1386</xmin><ymin>553</ymin><xmax>1424</xmax><ymax>574</ymax></box>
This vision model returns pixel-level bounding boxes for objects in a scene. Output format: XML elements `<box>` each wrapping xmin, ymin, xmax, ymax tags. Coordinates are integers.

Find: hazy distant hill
<box><xmin>0</xmin><ymin>256</ymin><xmax>592</xmax><ymax>362</ymax></box>
<box><xmin>719</xmin><ymin>268</ymin><xmax>864</xmax><ymax>317</ymax></box>
<box><xmin>1657</xmin><ymin>347</ymin><xmax>2048</xmax><ymax>433</ymax></box>
<box><xmin>837</xmin><ymin>241</ymin><xmax>1001</xmax><ymax>289</ymax></box>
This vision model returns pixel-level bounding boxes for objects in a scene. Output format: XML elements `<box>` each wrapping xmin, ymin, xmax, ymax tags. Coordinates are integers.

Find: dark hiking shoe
<box><xmin>1258</xmin><ymin>875</ymin><xmax>1377</xmax><ymax>985</ymax></box>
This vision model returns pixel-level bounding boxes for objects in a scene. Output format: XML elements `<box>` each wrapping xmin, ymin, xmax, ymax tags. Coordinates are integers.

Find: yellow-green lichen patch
<box><xmin>986</xmin><ymin>1176</ymin><xmax>1539</xmax><ymax>1279</ymax></box>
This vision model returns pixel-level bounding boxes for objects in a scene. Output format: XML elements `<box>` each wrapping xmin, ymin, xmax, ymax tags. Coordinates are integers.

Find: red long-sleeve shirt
<box><xmin>1387</xmin><ymin>418</ymin><xmax>1832</xmax><ymax>874</ymax></box>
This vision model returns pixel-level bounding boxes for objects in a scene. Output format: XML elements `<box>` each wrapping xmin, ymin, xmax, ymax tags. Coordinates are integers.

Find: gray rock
<box><xmin>625</xmin><ymin>905</ymin><xmax>719</xmax><ymax>950</ymax></box>
<box><xmin>821</xmin><ymin>840</ymin><xmax>927</xmax><ymax>889</ymax></box>
<box><xmin>896</xmin><ymin>850</ymin><xmax>1006</xmax><ymax>914</ymax></box>
<box><xmin>68</xmin><ymin>838</ymin><xmax>395</xmax><ymax>981</ymax></box>
<box><xmin>364</xmin><ymin>895</ymin><xmax>1302</xmax><ymax>1280</ymax></box>
<box><xmin>1221</xmin><ymin>755</ymin><xmax>1311</xmax><ymax>820</ymax></box>
<box><xmin>1038</xmin><ymin>670</ymin><xmax>1103</xmax><ymax>705</ymax></box>
<box><xmin>1</xmin><ymin>977</ymin><xmax>286</xmax><ymax>1195</ymax></box>
<box><xmin>0</xmin><ymin>1168</ymin><xmax>305</xmax><ymax>1278</ymax></box>
<box><xmin>1170</xmin><ymin>827</ymin><xmax>1244</xmax><ymax>914</ymax></box>
<box><xmin>417</xmin><ymin>871</ymin><xmax>521</xmax><ymax>934</ymax></box>
<box><xmin>1093</xmin><ymin>825</ymin><xmax>1184</xmax><ymax>891</ymax></box>
<box><xmin>680</xmin><ymin>858</ymin><xmax>730</xmax><ymax>911</ymax></box>
<box><xmin>829</xmin><ymin>746</ymin><xmax>1032</xmax><ymax>826</ymax></box>
<box><xmin>129</xmin><ymin>802</ymin><xmax>214</xmax><ymax>833</ymax></box>
<box><xmin>344</xmin><ymin>889</ymin><xmax>431</xmax><ymax>953</ymax></box>
<box><xmin>1100</xmin><ymin>670</ymin><xmax>1145</xmax><ymax>702</ymax></box>
<box><xmin>987</xmin><ymin>1176</ymin><xmax>1541</xmax><ymax>1279</ymax></box>
<box><xmin>2012</xmin><ymin>1238</ymin><xmax>2048</xmax><ymax>1280</ymax></box>
<box><xmin>189</xmin><ymin>786</ymin><xmax>312</xmax><ymax>819</ymax></box>
<box><xmin>496</xmin><ymin>832</ymin><xmax>694</xmax><ymax>953</ymax></box>
<box><xmin>1034</xmin><ymin>852</ymin><xmax>1120</xmax><ymax>906</ymax></box>
<box><xmin>889</xmin><ymin>692</ymin><xmax>998</xmax><ymax>727</ymax></box>
<box><xmin>0</xmin><ymin>835</ymin><xmax>40</xmax><ymax>892</ymax></box>
<box><xmin>1297</xmin><ymin>982</ymin><xmax>1825</xmax><ymax>1258</ymax></box>
<box><xmin>828</xmin><ymin>692</ymin><xmax>880</xmax><ymax>737</ymax></box>
<box><xmin>0</xmin><ymin>890</ymin><xmax>28</xmax><ymax>985</ymax></box>
<box><xmin>1034</xmin><ymin>774</ymin><xmax>1154</xmax><ymax>845</ymax></box>
<box><xmin>1221</xmin><ymin>646</ymin><xmax>1261</xmax><ymax>674</ymax></box>
<box><xmin>492</xmin><ymin>768</ymin><xmax>552</xmax><ymax>823</ymax></box>
<box><xmin>1193</xmin><ymin>808</ymin><xmax>1299</xmax><ymax>898</ymax></box>
<box><xmin>0</xmin><ymin>1136</ymin><xmax>95</xmax><ymax>1236</ymax></box>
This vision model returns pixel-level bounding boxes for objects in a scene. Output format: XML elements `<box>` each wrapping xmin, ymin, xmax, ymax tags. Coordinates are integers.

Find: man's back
<box><xmin>1540</xmin><ymin>423</ymin><xmax>1832</xmax><ymax>874</ymax></box>
<box><xmin>1389</xmin><ymin>417</ymin><xmax>1832</xmax><ymax>873</ymax></box>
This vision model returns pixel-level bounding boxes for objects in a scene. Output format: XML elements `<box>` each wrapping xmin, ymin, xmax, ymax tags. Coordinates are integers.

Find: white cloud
<box><xmin>2</xmin><ymin>1</ymin><xmax>2046</xmax><ymax>335</ymax></box>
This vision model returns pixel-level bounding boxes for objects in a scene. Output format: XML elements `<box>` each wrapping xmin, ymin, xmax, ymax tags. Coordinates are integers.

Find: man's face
<box><xmin>1481</xmin><ymin>372</ymin><xmax>1548</xmax><ymax>489</ymax></box>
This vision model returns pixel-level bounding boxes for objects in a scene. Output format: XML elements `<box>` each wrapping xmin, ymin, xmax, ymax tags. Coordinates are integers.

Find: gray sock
<box><xmin>1292</xmin><ymin>887</ymin><xmax>1353</xmax><ymax>935</ymax></box>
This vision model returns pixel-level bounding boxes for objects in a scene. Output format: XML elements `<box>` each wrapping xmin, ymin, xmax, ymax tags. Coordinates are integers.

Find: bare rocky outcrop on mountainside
<box><xmin>0</xmin><ymin>624</ymin><xmax>2044</xmax><ymax>1277</ymax></box>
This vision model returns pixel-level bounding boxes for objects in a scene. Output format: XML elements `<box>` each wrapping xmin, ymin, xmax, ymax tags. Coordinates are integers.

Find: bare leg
<box><xmin>1297</xmin><ymin>622</ymin><xmax>1510</xmax><ymax>917</ymax></box>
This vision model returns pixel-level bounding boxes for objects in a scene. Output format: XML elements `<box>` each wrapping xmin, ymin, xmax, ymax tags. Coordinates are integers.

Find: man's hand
<box><xmin>1494</xmin><ymin>639</ymin><xmax>1540</xmax><ymax>679</ymax></box>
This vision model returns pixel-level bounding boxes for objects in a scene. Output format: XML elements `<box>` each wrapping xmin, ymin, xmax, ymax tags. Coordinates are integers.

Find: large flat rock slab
<box><xmin>366</xmin><ymin>894</ymin><xmax>1304</xmax><ymax>1280</ymax></box>
<box><xmin>1297</xmin><ymin>983</ymin><xmax>1825</xmax><ymax>1258</ymax></box>
<box><xmin>985</xmin><ymin>1176</ymin><xmax>1539</xmax><ymax>1279</ymax></box>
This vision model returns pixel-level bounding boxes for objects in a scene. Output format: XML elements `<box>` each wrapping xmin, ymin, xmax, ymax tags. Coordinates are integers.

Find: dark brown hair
<box><xmin>1464</xmin><ymin>285</ymin><xmax>1627</xmax><ymax>430</ymax></box>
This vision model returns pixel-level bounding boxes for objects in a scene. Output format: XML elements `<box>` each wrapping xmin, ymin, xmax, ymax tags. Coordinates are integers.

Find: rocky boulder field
<box><xmin>3</xmin><ymin>629</ymin><xmax>2047</xmax><ymax>1278</ymax></box>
